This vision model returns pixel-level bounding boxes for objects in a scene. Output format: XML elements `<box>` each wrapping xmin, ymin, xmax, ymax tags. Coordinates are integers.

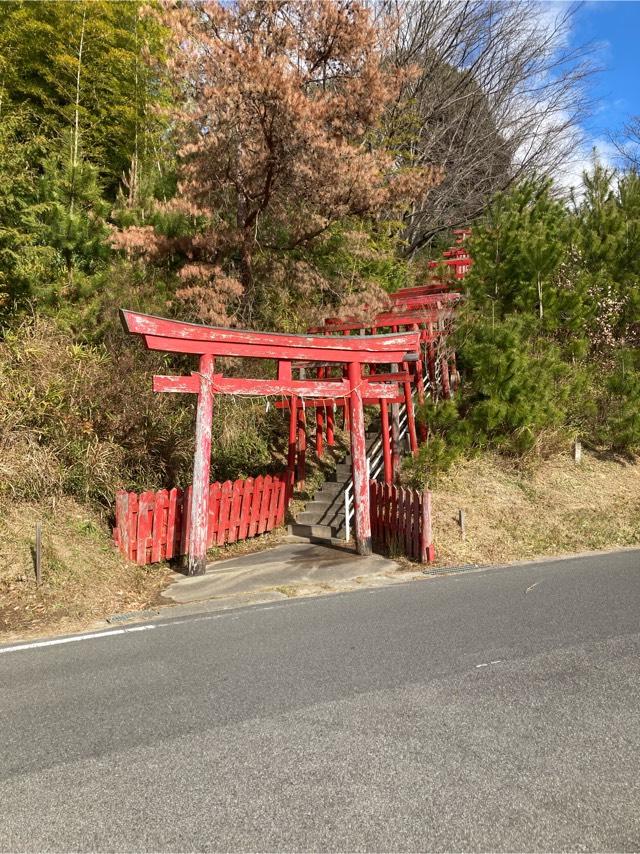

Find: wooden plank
<box><xmin>212</xmin><ymin>376</ymin><xmax>352</xmax><ymax>398</ymax></box>
<box><xmin>313</xmin><ymin>310</ymin><xmax>443</xmax><ymax>335</ymax></box>
<box><xmin>420</xmin><ymin>489</ymin><xmax>434</xmax><ymax>563</ymax></box>
<box><xmin>180</xmin><ymin>486</ymin><xmax>192</xmax><ymax>555</ymax></box>
<box><xmin>403</xmin><ymin>489</ymin><xmax>412</xmax><ymax>557</ymax></box>
<box><xmin>227</xmin><ymin>480</ymin><xmax>244</xmax><ymax>544</ymax></box>
<box><xmin>369</xmin><ymin>482</ymin><xmax>378</xmax><ymax>544</ymax></box>
<box><xmin>275</xmin><ymin>394</ymin><xmax>405</xmax><ymax>409</ymax></box>
<box><xmin>141</xmin><ymin>335</ymin><xmax>419</xmax><ymax>365</ymax></box>
<box><xmin>126</xmin><ymin>492</ymin><xmax>138</xmax><ymax>561</ymax></box>
<box><xmin>248</xmin><ymin>476</ymin><xmax>263</xmax><ymax>538</ymax></box>
<box><xmin>396</xmin><ymin>487</ymin><xmax>404</xmax><ymax>556</ymax></box>
<box><xmin>376</xmin><ymin>483</ymin><xmax>384</xmax><ymax>551</ymax></box>
<box><xmin>151</xmin><ymin>489</ymin><xmax>168</xmax><ymax>563</ymax></box>
<box><xmin>165</xmin><ymin>486</ymin><xmax>182</xmax><ymax>560</ymax></box>
<box><xmin>238</xmin><ymin>478</ymin><xmax>254</xmax><ymax>540</ymax></box>
<box><xmin>149</xmin><ymin>374</ymin><xmax>399</xmax><ymax>401</ymax></box>
<box><xmin>287</xmin><ymin>399</ymin><xmax>297</xmax><ymax>499</ymax></box>
<box><xmin>296</xmin><ymin>406</ymin><xmax>306</xmax><ymax>486</ymax></box>
<box><xmin>136</xmin><ymin>491</ymin><xmax>155</xmax><ymax>566</ymax></box>
<box><xmin>121</xmin><ymin>310</ymin><xmax>420</xmax><ymax>357</ymax></box>
<box><xmin>216</xmin><ymin>480</ymin><xmax>233</xmax><ymax>546</ymax></box>
<box><xmin>258</xmin><ymin>475</ymin><xmax>273</xmax><ymax>535</ymax></box>
<box><xmin>153</xmin><ymin>374</ymin><xmax>200</xmax><ymax>394</ymax></box>
<box><xmin>207</xmin><ymin>482</ymin><xmax>222</xmax><ymax>547</ymax></box>
<box><xmin>267</xmin><ymin>476</ymin><xmax>280</xmax><ymax>530</ymax></box>
<box><xmin>275</xmin><ymin>478</ymin><xmax>287</xmax><ymax>526</ymax></box>
<box><xmin>412</xmin><ymin>491</ymin><xmax>421</xmax><ymax>561</ymax></box>
<box><xmin>390</xmin><ymin>485</ymin><xmax>398</xmax><ymax>554</ymax></box>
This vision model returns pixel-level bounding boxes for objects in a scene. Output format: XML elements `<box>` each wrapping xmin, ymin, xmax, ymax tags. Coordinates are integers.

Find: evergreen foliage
<box><xmin>408</xmin><ymin>172</ymin><xmax>640</xmax><ymax>487</ymax></box>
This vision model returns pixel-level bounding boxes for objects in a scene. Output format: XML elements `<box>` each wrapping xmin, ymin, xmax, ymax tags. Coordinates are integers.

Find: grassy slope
<box><xmin>0</xmin><ymin>498</ymin><xmax>172</xmax><ymax>641</ymax></box>
<box><xmin>432</xmin><ymin>450</ymin><xmax>640</xmax><ymax>566</ymax></box>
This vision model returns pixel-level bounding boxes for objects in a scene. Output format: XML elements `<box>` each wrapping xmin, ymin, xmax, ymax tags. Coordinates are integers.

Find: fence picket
<box><xmin>216</xmin><ymin>481</ymin><xmax>233</xmax><ymax>546</ymax></box>
<box><xmin>227</xmin><ymin>480</ymin><xmax>244</xmax><ymax>544</ymax></box>
<box><xmin>207</xmin><ymin>482</ymin><xmax>222</xmax><ymax>547</ymax></box>
<box><xmin>165</xmin><ymin>488</ymin><xmax>180</xmax><ymax>559</ymax></box>
<box><xmin>151</xmin><ymin>489</ymin><xmax>168</xmax><ymax>563</ymax></box>
<box><xmin>411</xmin><ymin>491</ymin><xmax>421</xmax><ymax>560</ymax></box>
<box><xmin>420</xmin><ymin>489</ymin><xmax>434</xmax><ymax>563</ymax></box>
<box><xmin>136</xmin><ymin>491</ymin><xmax>155</xmax><ymax>566</ymax></box>
<box><xmin>267</xmin><ymin>476</ymin><xmax>280</xmax><ymax>530</ymax></box>
<box><xmin>181</xmin><ymin>486</ymin><xmax>192</xmax><ymax>555</ymax></box>
<box><xmin>248</xmin><ymin>476</ymin><xmax>264</xmax><ymax>537</ymax></box>
<box><xmin>238</xmin><ymin>478</ymin><xmax>253</xmax><ymax>540</ymax></box>
<box><xmin>258</xmin><ymin>475</ymin><xmax>273</xmax><ymax>535</ymax></box>
<box><xmin>126</xmin><ymin>492</ymin><xmax>138</xmax><ymax>561</ymax></box>
<box><xmin>275</xmin><ymin>477</ymin><xmax>286</xmax><ymax>526</ymax></box>
<box><xmin>370</xmin><ymin>482</ymin><xmax>377</xmax><ymax>546</ymax></box>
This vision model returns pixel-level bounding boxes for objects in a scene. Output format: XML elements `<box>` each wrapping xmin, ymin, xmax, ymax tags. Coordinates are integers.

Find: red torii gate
<box><xmin>120</xmin><ymin>310</ymin><xmax>420</xmax><ymax>574</ymax></box>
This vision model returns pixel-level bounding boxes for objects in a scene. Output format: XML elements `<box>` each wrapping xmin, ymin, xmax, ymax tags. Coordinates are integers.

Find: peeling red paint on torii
<box><xmin>120</xmin><ymin>310</ymin><xmax>421</xmax><ymax>575</ymax></box>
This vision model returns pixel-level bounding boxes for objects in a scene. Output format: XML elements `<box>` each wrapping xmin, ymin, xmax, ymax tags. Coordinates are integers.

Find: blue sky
<box><xmin>571</xmin><ymin>1</ymin><xmax>640</xmax><ymax>147</ymax></box>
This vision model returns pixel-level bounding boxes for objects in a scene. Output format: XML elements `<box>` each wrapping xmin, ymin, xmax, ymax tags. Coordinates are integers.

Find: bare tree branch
<box><xmin>381</xmin><ymin>0</ymin><xmax>599</xmax><ymax>254</ymax></box>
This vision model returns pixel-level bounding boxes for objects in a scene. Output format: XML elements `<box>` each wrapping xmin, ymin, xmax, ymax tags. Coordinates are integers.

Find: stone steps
<box><xmin>291</xmin><ymin>424</ymin><xmax>384</xmax><ymax>542</ymax></box>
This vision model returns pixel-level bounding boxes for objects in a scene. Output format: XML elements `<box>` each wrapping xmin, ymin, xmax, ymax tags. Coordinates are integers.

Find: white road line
<box><xmin>0</xmin><ymin>624</ymin><xmax>155</xmax><ymax>655</ymax></box>
<box><xmin>0</xmin><ymin>594</ymin><xmax>317</xmax><ymax>656</ymax></box>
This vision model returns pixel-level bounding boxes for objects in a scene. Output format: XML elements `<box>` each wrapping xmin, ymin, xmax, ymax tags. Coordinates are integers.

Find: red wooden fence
<box><xmin>369</xmin><ymin>481</ymin><xmax>435</xmax><ymax>563</ymax></box>
<box><xmin>114</xmin><ymin>474</ymin><xmax>288</xmax><ymax>565</ymax></box>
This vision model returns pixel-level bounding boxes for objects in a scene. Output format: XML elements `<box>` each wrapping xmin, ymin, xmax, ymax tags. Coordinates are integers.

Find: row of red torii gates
<box><xmin>121</xmin><ymin>232</ymin><xmax>470</xmax><ymax>575</ymax></box>
<box><xmin>282</xmin><ymin>229</ymin><xmax>469</xmax><ymax>487</ymax></box>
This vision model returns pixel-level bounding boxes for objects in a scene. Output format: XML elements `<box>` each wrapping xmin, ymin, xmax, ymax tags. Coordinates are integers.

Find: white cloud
<box><xmin>554</xmin><ymin>136</ymin><xmax>618</xmax><ymax>194</ymax></box>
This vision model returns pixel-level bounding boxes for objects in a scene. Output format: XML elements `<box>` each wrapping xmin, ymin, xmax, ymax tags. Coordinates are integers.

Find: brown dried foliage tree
<box><xmin>115</xmin><ymin>0</ymin><xmax>436</xmax><ymax>326</ymax></box>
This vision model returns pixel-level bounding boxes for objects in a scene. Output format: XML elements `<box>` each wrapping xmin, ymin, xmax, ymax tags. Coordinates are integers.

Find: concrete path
<box><xmin>162</xmin><ymin>541</ymin><xmax>400</xmax><ymax>604</ymax></box>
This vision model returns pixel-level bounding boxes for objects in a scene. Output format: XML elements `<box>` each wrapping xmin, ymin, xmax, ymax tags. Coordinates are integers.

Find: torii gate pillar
<box><xmin>188</xmin><ymin>353</ymin><xmax>215</xmax><ymax>576</ymax></box>
<box><xmin>347</xmin><ymin>361</ymin><xmax>372</xmax><ymax>556</ymax></box>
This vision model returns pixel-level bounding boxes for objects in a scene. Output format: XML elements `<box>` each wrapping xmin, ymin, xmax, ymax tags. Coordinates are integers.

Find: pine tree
<box><xmin>466</xmin><ymin>179</ymin><xmax>580</xmax><ymax>331</ymax></box>
<box><xmin>576</xmin><ymin>163</ymin><xmax>640</xmax><ymax>352</ymax></box>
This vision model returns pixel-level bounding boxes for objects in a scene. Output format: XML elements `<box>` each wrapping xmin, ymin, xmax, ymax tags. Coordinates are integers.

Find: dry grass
<box><xmin>3</xmin><ymin>447</ymin><xmax>639</xmax><ymax>642</ymax></box>
<box><xmin>432</xmin><ymin>449</ymin><xmax>640</xmax><ymax>566</ymax></box>
<box><xmin>0</xmin><ymin>495</ymin><xmax>294</xmax><ymax>642</ymax></box>
<box><xmin>0</xmin><ymin>497</ymin><xmax>171</xmax><ymax>641</ymax></box>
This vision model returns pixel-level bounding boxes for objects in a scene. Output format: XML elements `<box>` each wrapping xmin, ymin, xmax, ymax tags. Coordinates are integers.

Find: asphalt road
<box><xmin>1</xmin><ymin>550</ymin><xmax>640</xmax><ymax>853</ymax></box>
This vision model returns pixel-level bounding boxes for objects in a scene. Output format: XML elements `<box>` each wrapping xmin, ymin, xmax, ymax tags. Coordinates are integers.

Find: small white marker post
<box><xmin>573</xmin><ymin>440</ymin><xmax>582</xmax><ymax>464</ymax></box>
